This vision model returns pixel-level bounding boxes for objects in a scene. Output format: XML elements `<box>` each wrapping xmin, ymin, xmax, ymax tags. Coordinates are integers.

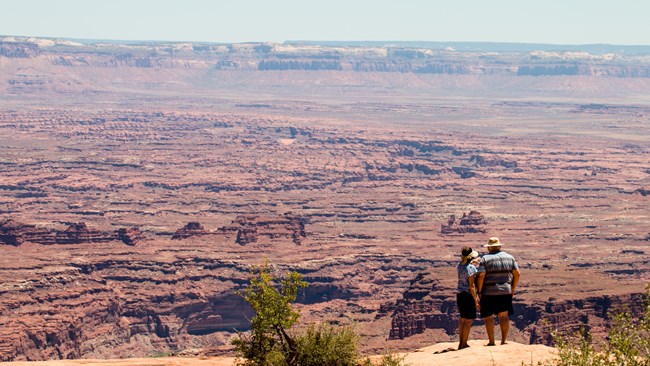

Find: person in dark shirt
<box><xmin>477</xmin><ymin>237</ymin><xmax>520</xmax><ymax>346</ymax></box>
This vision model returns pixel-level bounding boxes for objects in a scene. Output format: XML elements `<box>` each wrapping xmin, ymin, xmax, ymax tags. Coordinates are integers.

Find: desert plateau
<box><xmin>0</xmin><ymin>36</ymin><xmax>649</xmax><ymax>362</ymax></box>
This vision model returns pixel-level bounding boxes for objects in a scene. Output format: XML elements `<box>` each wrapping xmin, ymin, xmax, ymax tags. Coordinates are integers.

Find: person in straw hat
<box><xmin>477</xmin><ymin>237</ymin><xmax>520</xmax><ymax>346</ymax></box>
<box><xmin>456</xmin><ymin>246</ymin><xmax>481</xmax><ymax>349</ymax></box>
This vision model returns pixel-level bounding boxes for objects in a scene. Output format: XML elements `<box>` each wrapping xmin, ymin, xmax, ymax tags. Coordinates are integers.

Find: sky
<box><xmin>2</xmin><ymin>0</ymin><xmax>650</xmax><ymax>45</ymax></box>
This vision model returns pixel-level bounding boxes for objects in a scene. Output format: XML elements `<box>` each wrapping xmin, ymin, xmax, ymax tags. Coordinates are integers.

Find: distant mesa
<box><xmin>117</xmin><ymin>227</ymin><xmax>144</xmax><ymax>246</ymax></box>
<box><xmin>55</xmin><ymin>222</ymin><xmax>115</xmax><ymax>245</ymax></box>
<box><xmin>0</xmin><ymin>42</ymin><xmax>40</xmax><ymax>58</ymax></box>
<box><xmin>0</xmin><ymin>219</ymin><xmax>142</xmax><ymax>246</ymax></box>
<box><xmin>440</xmin><ymin>211</ymin><xmax>487</xmax><ymax>235</ymax></box>
<box><xmin>171</xmin><ymin>221</ymin><xmax>209</xmax><ymax>240</ymax></box>
<box><xmin>517</xmin><ymin>64</ymin><xmax>581</xmax><ymax>76</ymax></box>
<box><xmin>4</xmin><ymin>36</ymin><xmax>650</xmax><ymax>78</ymax></box>
<box><xmin>0</xmin><ymin>219</ymin><xmax>31</xmax><ymax>246</ymax></box>
<box><xmin>233</xmin><ymin>214</ymin><xmax>308</xmax><ymax>245</ymax></box>
<box><xmin>169</xmin><ymin>214</ymin><xmax>308</xmax><ymax>245</ymax></box>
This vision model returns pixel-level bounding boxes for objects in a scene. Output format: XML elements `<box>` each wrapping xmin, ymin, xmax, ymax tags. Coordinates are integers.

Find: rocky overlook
<box><xmin>0</xmin><ymin>36</ymin><xmax>649</xmax><ymax>361</ymax></box>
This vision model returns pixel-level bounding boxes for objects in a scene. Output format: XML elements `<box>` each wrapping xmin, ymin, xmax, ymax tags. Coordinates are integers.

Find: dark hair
<box><xmin>461</xmin><ymin>246</ymin><xmax>473</xmax><ymax>257</ymax></box>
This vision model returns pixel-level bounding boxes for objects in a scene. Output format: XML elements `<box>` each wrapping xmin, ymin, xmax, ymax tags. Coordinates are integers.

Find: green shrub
<box><xmin>232</xmin><ymin>260</ymin><xmax>409</xmax><ymax>366</ymax></box>
<box><xmin>294</xmin><ymin>323</ymin><xmax>359</xmax><ymax>366</ymax></box>
<box><xmin>232</xmin><ymin>260</ymin><xmax>307</xmax><ymax>366</ymax></box>
<box><xmin>552</xmin><ymin>330</ymin><xmax>608</xmax><ymax>366</ymax></box>
<box><xmin>551</xmin><ymin>285</ymin><xmax>650</xmax><ymax>366</ymax></box>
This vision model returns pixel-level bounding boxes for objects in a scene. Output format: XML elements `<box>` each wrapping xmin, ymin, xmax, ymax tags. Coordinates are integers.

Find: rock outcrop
<box><xmin>55</xmin><ymin>222</ymin><xmax>116</xmax><ymax>245</ymax></box>
<box><xmin>232</xmin><ymin>215</ymin><xmax>307</xmax><ymax>245</ymax></box>
<box><xmin>0</xmin><ymin>220</ymin><xmax>134</xmax><ymax>246</ymax></box>
<box><xmin>0</xmin><ymin>42</ymin><xmax>39</xmax><ymax>58</ymax></box>
<box><xmin>171</xmin><ymin>222</ymin><xmax>209</xmax><ymax>240</ymax></box>
<box><xmin>167</xmin><ymin>216</ymin><xmax>308</xmax><ymax>245</ymax></box>
<box><xmin>0</xmin><ymin>219</ymin><xmax>32</xmax><ymax>246</ymax></box>
<box><xmin>440</xmin><ymin>211</ymin><xmax>487</xmax><ymax>235</ymax></box>
<box><xmin>387</xmin><ymin>271</ymin><xmax>457</xmax><ymax>339</ymax></box>
<box><xmin>258</xmin><ymin>60</ymin><xmax>343</xmax><ymax>71</ymax></box>
<box><xmin>117</xmin><ymin>227</ymin><xmax>144</xmax><ymax>246</ymax></box>
<box><xmin>635</xmin><ymin>187</ymin><xmax>649</xmax><ymax>196</ymax></box>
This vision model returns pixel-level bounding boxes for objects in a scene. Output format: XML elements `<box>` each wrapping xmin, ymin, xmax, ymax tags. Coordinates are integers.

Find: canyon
<box><xmin>0</xmin><ymin>36</ymin><xmax>649</xmax><ymax>361</ymax></box>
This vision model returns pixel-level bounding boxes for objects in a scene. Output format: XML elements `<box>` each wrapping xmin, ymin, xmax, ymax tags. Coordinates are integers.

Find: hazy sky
<box><xmin>2</xmin><ymin>0</ymin><xmax>649</xmax><ymax>45</ymax></box>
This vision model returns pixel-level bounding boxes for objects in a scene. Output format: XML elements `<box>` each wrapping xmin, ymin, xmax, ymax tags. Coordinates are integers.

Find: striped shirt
<box><xmin>480</xmin><ymin>251</ymin><xmax>519</xmax><ymax>296</ymax></box>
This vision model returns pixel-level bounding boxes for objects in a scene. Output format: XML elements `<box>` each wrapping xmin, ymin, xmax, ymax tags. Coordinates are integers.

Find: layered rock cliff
<box><xmin>386</xmin><ymin>270</ymin><xmax>648</xmax><ymax>345</ymax></box>
<box><xmin>0</xmin><ymin>220</ymin><xmax>140</xmax><ymax>246</ymax></box>
<box><xmin>3</xmin><ymin>37</ymin><xmax>650</xmax><ymax>79</ymax></box>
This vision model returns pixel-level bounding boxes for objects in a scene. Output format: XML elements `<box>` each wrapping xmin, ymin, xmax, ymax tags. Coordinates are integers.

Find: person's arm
<box><xmin>511</xmin><ymin>269</ymin><xmax>520</xmax><ymax>295</ymax></box>
<box><xmin>469</xmin><ymin>274</ymin><xmax>480</xmax><ymax>309</ymax></box>
<box><xmin>476</xmin><ymin>271</ymin><xmax>485</xmax><ymax>296</ymax></box>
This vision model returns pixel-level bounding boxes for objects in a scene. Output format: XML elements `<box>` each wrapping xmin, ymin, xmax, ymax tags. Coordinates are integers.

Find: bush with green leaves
<box><xmin>293</xmin><ymin>323</ymin><xmax>359</xmax><ymax>366</ymax></box>
<box><xmin>232</xmin><ymin>260</ymin><xmax>307</xmax><ymax>366</ymax></box>
<box><xmin>232</xmin><ymin>260</ymin><xmax>408</xmax><ymax>366</ymax></box>
<box><xmin>550</xmin><ymin>285</ymin><xmax>649</xmax><ymax>366</ymax></box>
<box><xmin>231</xmin><ymin>260</ymin><xmax>307</xmax><ymax>366</ymax></box>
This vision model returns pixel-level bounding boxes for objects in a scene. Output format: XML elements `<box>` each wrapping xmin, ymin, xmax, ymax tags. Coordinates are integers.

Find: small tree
<box><xmin>233</xmin><ymin>259</ymin><xmax>409</xmax><ymax>366</ymax></box>
<box><xmin>232</xmin><ymin>260</ymin><xmax>307</xmax><ymax>366</ymax></box>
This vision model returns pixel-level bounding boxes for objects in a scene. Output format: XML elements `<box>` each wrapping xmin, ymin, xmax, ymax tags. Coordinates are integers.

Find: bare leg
<box><xmin>458</xmin><ymin>318</ymin><xmax>472</xmax><ymax>349</ymax></box>
<box><xmin>458</xmin><ymin>318</ymin><xmax>466</xmax><ymax>349</ymax></box>
<box><xmin>498</xmin><ymin>311</ymin><xmax>509</xmax><ymax>344</ymax></box>
<box><xmin>460</xmin><ymin>319</ymin><xmax>472</xmax><ymax>349</ymax></box>
<box><xmin>484</xmin><ymin>316</ymin><xmax>495</xmax><ymax>346</ymax></box>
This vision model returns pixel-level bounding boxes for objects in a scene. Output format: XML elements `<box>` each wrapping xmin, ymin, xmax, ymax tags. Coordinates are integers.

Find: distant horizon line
<box><xmin>2</xmin><ymin>34</ymin><xmax>650</xmax><ymax>48</ymax></box>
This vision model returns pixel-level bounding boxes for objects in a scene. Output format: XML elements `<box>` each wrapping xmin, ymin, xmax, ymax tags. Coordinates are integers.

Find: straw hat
<box><xmin>484</xmin><ymin>237</ymin><xmax>504</xmax><ymax>247</ymax></box>
<box><xmin>461</xmin><ymin>247</ymin><xmax>479</xmax><ymax>263</ymax></box>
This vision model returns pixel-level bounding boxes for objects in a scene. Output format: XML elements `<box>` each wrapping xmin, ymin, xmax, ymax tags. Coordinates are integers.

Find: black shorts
<box><xmin>480</xmin><ymin>294</ymin><xmax>514</xmax><ymax>318</ymax></box>
<box><xmin>456</xmin><ymin>291</ymin><xmax>477</xmax><ymax>319</ymax></box>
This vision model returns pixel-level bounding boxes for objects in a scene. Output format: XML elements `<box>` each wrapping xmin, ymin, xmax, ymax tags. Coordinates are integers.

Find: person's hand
<box><xmin>476</xmin><ymin>302</ymin><xmax>481</xmax><ymax>311</ymax></box>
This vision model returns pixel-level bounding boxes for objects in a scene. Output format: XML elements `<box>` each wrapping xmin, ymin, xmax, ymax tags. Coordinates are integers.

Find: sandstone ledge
<box><xmin>402</xmin><ymin>340</ymin><xmax>557</xmax><ymax>366</ymax></box>
<box><xmin>4</xmin><ymin>341</ymin><xmax>557</xmax><ymax>366</ymax></box>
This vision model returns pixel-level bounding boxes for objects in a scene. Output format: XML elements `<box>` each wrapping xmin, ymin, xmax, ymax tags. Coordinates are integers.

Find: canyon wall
<box><xmin>385</xmin><ymin>270</ymin><xmax>648</xmax><ymax>345</ymax></box>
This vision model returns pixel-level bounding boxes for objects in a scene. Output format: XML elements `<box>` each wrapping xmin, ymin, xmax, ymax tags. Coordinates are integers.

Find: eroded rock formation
<box><xmin>0</xmin><ymin>42</ymin><xmax>39</xmax><ymax>58</ymax></box>
<box><xmin>171</xmin><ymin>222</ymin><xmax>209</xmax><ymax>240</ymax></box>
<box><xmin>0</xmin><ymin>220</ymin><xmax>136</xmax><ymax>246</ymax></box>
<box><xmin>117</xmin><ymin>227</ymin><xmax>143</xmax><ymax>246</ymax></box>
<box><xmin>232</xmin><ymin>215</ymin><xmax>307</xmax><ymax>245</ymax></box>
<box><xmin>441</xmin><ymin>211</ymin><xmax>487</xmax><ymax>235</ymax></box>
